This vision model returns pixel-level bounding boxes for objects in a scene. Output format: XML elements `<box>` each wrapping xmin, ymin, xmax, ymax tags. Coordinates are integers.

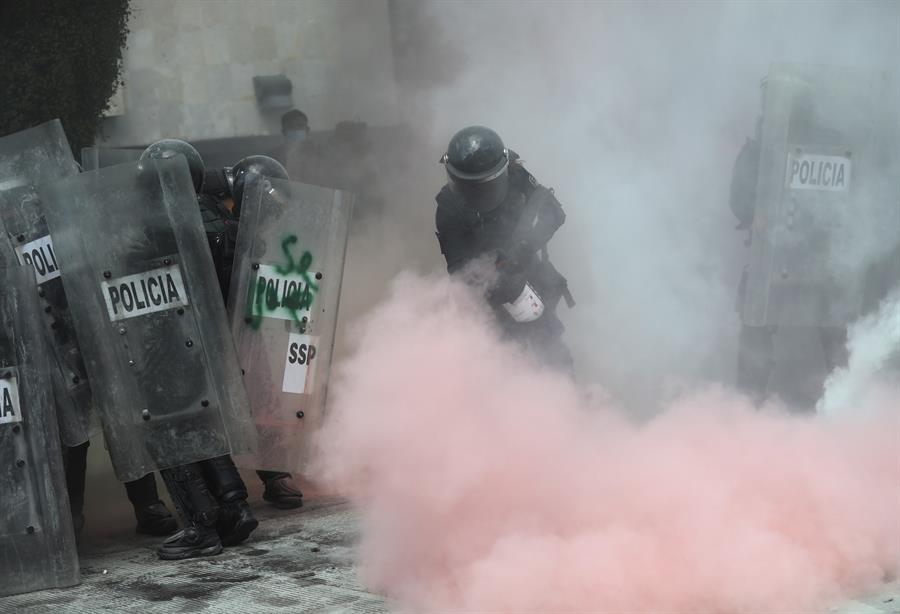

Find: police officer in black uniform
<box><xmin>140</xmin><ymin>140</ymin><xmax>259</xmax><ymax>559</ymax></box>
<box><xmin>201</xmin><ymin>154</ymin><xmax>305</xmax><ymax>510</ymax></box>
<box><xmin>729</xmin><ymin>113</ymin><xmax>849</xmax><ymax>405</ymax></box>
<box><xmin>435</xmin><ymin>126</ymin><xmax>575</xmax><ymax>371</ymax></box>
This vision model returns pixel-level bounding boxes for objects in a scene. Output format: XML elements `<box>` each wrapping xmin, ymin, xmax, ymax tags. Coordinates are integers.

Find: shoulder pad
<box><xmin>511</xmin><ymin>162</ymin><xmax>539</xmax><ymax>191</ymax></box>
<box><xmin>435</xmin><ymin>184</ymin><xmax>462</xmax><ymax>209</ymax></box>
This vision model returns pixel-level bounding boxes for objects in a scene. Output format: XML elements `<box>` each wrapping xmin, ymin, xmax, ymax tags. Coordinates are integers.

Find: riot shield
<box><xmin>0</xmin><ymin>264</ymin><xmax>79</xmax><ymax>596</ymax></box>
<box><xmin>227</xmin><ymin>176</ymin><xmax>352</xmax><ymax>473</ymax></box>
<box><xmin>80</xmin><ymin>146</ymin><xmax>143</xmax><ymax>171</ymax></box>
<box><xmin>0</xmin><ymin>120</ymin><xmax>93</xmax><ymax>447</ymax></box>
<box><xmin>743</xmin><ymin>63</ymin><xmax>900</xmax><ymax>327</ymax></box>
<box><xmin>40</xmin><ymin>156</ymin><xmax>255</xmax><ymax>483</ymax></box>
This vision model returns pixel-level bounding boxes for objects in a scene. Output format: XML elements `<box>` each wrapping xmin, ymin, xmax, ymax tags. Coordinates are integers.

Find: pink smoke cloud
<box><xmin>312</xmin><ymin>272</ymin><xmax>900</xmax><ymax>612</ymax></box>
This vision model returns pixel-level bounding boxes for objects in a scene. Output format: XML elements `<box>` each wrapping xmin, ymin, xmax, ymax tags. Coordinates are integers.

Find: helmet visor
<box><xmin>447</xmin><ymin>163</ymin><xmax>509</xmax><ymax>212</ymax></box>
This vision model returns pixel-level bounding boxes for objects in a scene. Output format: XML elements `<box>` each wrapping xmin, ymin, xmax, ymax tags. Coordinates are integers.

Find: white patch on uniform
<box><xmin>503</xmin><ymin>282</ymin><xmax>545</xmax><ymax>323</ymax></box>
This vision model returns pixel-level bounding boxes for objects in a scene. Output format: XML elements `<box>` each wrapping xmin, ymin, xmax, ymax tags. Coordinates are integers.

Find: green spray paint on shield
<box><xmin>246</xmin><ymin>235</ymin><xmax>319</xmax><ymax>330</ymax></box>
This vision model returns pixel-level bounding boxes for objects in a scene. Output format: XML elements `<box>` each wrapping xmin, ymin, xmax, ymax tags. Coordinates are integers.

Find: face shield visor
<box><xmin>443</xmin><ymin>151</ymin><xmax>510</xmax><ymax>213</ymax></box>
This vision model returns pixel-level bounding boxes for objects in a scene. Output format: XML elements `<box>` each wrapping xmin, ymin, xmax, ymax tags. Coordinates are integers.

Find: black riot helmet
<box><xmin>441</xmin><ymin>125</ymin><xmax>510</xmax><ymax>212</ymax></box>
<box><xmin>229</xmin><ymin>155</ymin><xmax>290</xmax><ymax>218</ymax></box>
<box><xmin>140</xmin><ymin>139</ymin><xmax>205</xmax><ymax>193</ymax></box>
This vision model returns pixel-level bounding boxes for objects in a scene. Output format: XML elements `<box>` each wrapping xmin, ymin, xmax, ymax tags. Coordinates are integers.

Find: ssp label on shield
<box><xmin>0</xmin><ymin>376</ymin><xmax>23</xmax><ymax>425</ymax></box>
<box><xmin>282</xmin><ymin>333</ymin><xmax>318</xmax><ymax>394</ymax></box>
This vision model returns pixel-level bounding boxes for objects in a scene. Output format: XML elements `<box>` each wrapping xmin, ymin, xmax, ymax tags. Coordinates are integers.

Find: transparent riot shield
<box><xmin>80</xmin><ymin>146</ymin><xmax>142</xmax><ymax>171</ymax></box>
<box><xmin>0</xmin><ymin>120</ymin><xmax>93</xmax><ymax>447</ymax></box>
<box><xmin>40</xmin><ymin>156</ymin><xmax>255</xmax><ymax>483</ymax></box>
<box><xmin>743</xmin><ymin>64</ymin><xmax>900</xmax><ymax>327</ymax></box>
<box><xmin>0</xmin><ymin>264</ymin><xmax>79</xmax><ymax>596</ymax></box>
<box><xmin>227</xmin><ymin>176</ymin><xmax>352</xmax><ymax>473</ymax></box>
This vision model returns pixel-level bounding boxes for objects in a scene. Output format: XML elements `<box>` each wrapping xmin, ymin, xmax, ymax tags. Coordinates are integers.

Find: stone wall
<box><xmin>98</xmin><ymin>0</ymin><xmax>399</xmax><ymax>147</ymax></box>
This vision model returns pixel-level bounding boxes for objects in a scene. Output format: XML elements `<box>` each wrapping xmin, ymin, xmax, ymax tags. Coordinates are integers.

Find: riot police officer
<box><xmin>140</xmin><ymin>140</ymin><xmax>259</xmax><ymax>558</ymax></box>
<box><xmin>434</xmin><ymin>126</ymin><xmax>575</xmax><ymax>371</ymax></box>
<box><xmin>729</xmin><ymin>65</ymin><xmax>899</xmax><ymax>407</ymax></box>
<box><xmin>201</xmin><ymin>154</ymin><xmax>305</xmax><ymax>510</ymax></box>
<box><xmin>0</xmin><ymin>121</ymin><xmax>177</xmax><ymax>545</ymax></box>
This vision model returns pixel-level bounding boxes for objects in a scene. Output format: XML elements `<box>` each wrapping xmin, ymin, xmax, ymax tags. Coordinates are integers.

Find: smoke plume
<box><xmin>313</xmin><ymin>273</ymin><xmax>899</xmax><ymax>612</ymax></box>
<box><xmin>368</xmin><ymin>0</ymin><xmax>900</xmax><ymax>412</ymax></box>
<box><xmin>312</xmin><ymin>2</ymin><xmax>900</xmax><ymax>610</ymax></box>
<box><xmin>819</xmin><ymin>291</ymin><xmax>900</xmax><ymax>415</ymax></box>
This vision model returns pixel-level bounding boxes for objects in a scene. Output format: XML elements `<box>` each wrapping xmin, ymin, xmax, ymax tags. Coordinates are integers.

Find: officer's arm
<box><xmin>525</xmin><ymin>186</ymin><xmax>566</xmax><ymax>248</ymax></box>
<box><xmin>502</xmin><ymin>186</ymin><xmax>566</xmax><ymax>269</ymax></box>
<box><xmin>435</xmin><ymin>205</ymin><xmax>473</xmax><ymax>274</ymax></box>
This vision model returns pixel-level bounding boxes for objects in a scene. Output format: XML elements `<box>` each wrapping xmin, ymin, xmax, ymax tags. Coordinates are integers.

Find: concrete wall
<box><xmin>98</xmin><ymin>0</ymin><xmax>399</xmax><ymax>147</ymax></box>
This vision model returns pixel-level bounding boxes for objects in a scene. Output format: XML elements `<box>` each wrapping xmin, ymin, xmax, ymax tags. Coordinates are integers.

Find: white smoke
<box><xmin>819</xmin><ymin>291</ymin><xmax>900</xmax><ymax>415</ymax></box>
<box><xmin>388</xmin><ymin>1</ymin><xmax>900</xmax><ymax>413</ymax></box>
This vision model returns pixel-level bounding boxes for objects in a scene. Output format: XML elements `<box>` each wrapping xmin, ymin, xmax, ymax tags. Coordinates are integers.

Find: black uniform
<box><xmin>200</xmin><ymin>159</ymin><xmax>304</xmax><ymax>510</ymax></box>
<box><xmin>435</xmin><ymin>128</ymin><xmax>574</xmax><ymax>371</ymax></box>
<box><xmin>730</xmin><ymin>136</ymin><xmax>848</xmax><ymax>405</ymax></box>
<box><xmin>139</xmin><ymin>140</ymin><xmax>258</xmax><ymax>559</ymax></box>
<box><xmin>199</xmin><ymin>191</ymin><xmax>239</xmax><ymax>301</ymax></box>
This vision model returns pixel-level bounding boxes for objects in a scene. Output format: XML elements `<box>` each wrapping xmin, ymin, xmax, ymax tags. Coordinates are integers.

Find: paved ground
<box><xmin>1</xmin><ymin>496</ymin><xmax>897</xmax><ymax>613</ymax></box>
<box><xmin>833</xmin><ymin>584</ymin><xmax>900</xmax><ymax>614</ymax></box>
<box><xmin>0</xmin><ymin>497</ymin><xmax>390</xmax><ymax>614</ymax></box>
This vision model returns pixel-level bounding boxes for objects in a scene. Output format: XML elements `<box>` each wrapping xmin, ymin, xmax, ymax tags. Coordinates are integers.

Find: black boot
<box><xmin>202</xmin><ymin>455</ymin><xmax>258</xmax><ymax>547</ymax></box>
<box><xmin>258</xmin><ymin>471</ymin><xmax>304</xmax><ymax>509</ymax></box>
<box><xmin>135</xmin><ymin>501</ymin><xmax>179</xmax><ymax>536</ymax></box>
<box><xmin>63</xmin><ymin>441</ymin><xmax>90</xmax><ymax>545</ymax></box>
<box><xmin>125</xmin><ymin>473</ymin><xmax>178</xmax><ymax>536</ymax></box>
<box><xmin>218</xmin><ymin>500</ymin><xmax>258</xmax><ymax>547</ymax></box>
<box><xmin>158</xmin><ymin>464</ymin><xmax>222</xmax><ymax>560</ymax></box>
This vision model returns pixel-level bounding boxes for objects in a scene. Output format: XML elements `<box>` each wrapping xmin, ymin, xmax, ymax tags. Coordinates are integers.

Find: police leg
<box><xmin>736</xmin><ymin>324</ymin><xmax>776</xmax><ymax>405</ymax></box>
<box><xmin>201</xmin><ymin>455</ymin><xmax>259</xmax><ymax>546</ymax></box>
<box><xmin>157</xmin><ymin>463</ymin><xmax>223</xmax><ymax>560</ymax></box>
<box><xmin>522</xmin><ymin>310</ymin><xmax>575</xmax><ymax>376</ymax></box>
<box><xmin>257</xmin><ymin>470</ymin><xmax>304</xmax><ymax>510</ymax></box>
<box><xmin>62</xmin><ymin>440</ymin><xmax>89</xmax><ymax>544</ymax></box>
<box><xmin>124</xmin><ymin>473</ymin><xmax>177</xmax><ymax>536</ymax></box>
<box><xmin>542</xmin><ymin>335</ymin><xmax>575</xmax><ymax>377</ymax></box>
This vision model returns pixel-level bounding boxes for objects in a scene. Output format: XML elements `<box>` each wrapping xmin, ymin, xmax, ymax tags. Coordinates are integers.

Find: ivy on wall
<box><xmin>0</xmin><ymin>0</ymin><xmax>132</xmax><ymax>154</ymax></box>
